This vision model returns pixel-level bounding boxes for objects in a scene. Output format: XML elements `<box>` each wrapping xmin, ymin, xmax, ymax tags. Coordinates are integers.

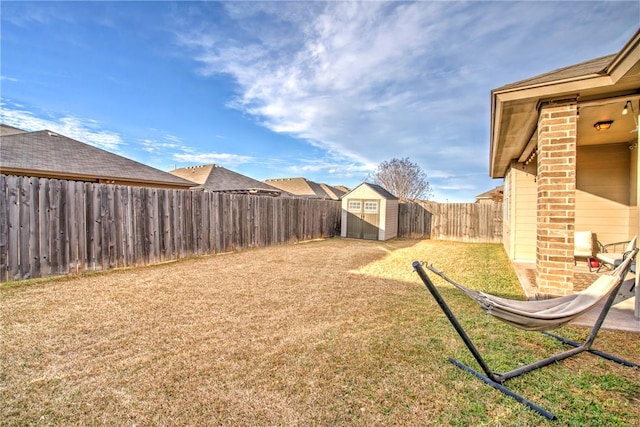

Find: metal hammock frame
<box><xmin>412</xmin><ymin>251</ymin><xmax>639</xmax><ymax>420</ymax></box>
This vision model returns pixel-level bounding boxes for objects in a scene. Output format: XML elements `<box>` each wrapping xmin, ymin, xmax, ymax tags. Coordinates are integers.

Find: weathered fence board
<box><xmin>1</xmin><ymin>175</ymin><xmax>503</xmax><ymax>282</ymax></box>
<box><xmin>398</xmin><ymin>201</ymin><xmax>503</xmax><ymax>243</ymax></box>
<box><xmin>0</xmin><ymin>175</ymin><xmax>7</xmax><ymax>282</ymax></box>
<box><xmin>19</xmin><ymin>177</ymin><xmax>31</xmax><ymax>279</ymax></box>
<box><xmin>1</xmin><ymin>175</ymin><xmax>343</xmax><ymax>282</ymax></box>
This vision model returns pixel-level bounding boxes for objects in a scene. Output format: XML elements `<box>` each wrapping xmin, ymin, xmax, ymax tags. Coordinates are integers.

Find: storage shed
<box><xmin>341</xmin><ymin>182</ymin><xmax>398</xmax><ymax>241</ymax></box>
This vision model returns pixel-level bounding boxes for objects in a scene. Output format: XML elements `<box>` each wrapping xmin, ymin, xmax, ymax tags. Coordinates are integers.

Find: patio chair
<box><xmin>595</xmin><ymin>235</ymin><xmax>637</xmax><ymax>273</ymax></box>
<box><xmin>412</xmin><ymin>249</ymin><xmax>639</xmax><ymax>420</ymax></box>
<box><xmin>574</xmin><ymin>230</ymin><xmax>597</xmax><ymax>271</ymax></box>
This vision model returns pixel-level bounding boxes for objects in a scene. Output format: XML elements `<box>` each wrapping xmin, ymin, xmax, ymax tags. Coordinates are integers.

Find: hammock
<box><xmin>426</xmin><ymin>253</ymin><xmax>635</xmax><ymax>331</ymax></box>
<box><xmin>412</xmin><ymin>249</ymin><xmax>639</xmax><ymax>420</ymax></box>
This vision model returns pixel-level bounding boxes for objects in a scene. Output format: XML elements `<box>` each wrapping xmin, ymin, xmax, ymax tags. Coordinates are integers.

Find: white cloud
<box><xmin>173</xmin><ymin>152</ymin><xmax>253</xmax><ymax>166</ymax></box>
<box><xmin>139</xmin><ymin>133</ymin><xmax>195</xmax><ymax>155</ymax></box>
<box><xmin>0</xmin><ymin>102</ymin><xmax>124</xmax><ymax>151</ymax></box>
<box><xmin>173</xmin><ymin>1</ymin><xmax>638</xmax><ymax>200</ymax></box>
<box><xmin>285</xmin><ymin>157</ymin><xmax>375</xmax><ymax>175</ymax></box>
<box><xmin>141</xmin><ymin>140</ymin><xmax>182</xmax><ymax>153</ymax></box>
<box><xmin>164</xmin><ymin>134</ymin><xmax>184</xmax><ymax>144</ymax></box>
<box><xmin>174</xmin><ymin>3</ymin><xmax>498</xmax><ymax>174</ymax></box>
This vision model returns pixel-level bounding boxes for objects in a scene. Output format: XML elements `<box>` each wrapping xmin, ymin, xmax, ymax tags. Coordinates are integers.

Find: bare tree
<box><xmin>369</xmin><ymin>157</ymin><xmax>433</xmax><ymax>200</ymax></box>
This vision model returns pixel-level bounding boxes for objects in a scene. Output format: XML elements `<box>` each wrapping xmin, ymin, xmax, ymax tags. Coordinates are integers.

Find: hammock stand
<box><xmin>412</xmin><ymin>252</ymin><xmax>639</xmax><ymax>421</ymax></box>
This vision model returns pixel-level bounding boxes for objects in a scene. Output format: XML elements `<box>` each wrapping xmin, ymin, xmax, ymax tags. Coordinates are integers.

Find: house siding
<box><xmin>509</xmin><ymin>165</ymin><xmax>537</xmax><ymax>261</ymax></box>
<box><xmin>635</xmin><ymin>124</ymin><xmax>640</xmax><ymax>319</ymax></box>
<box><xmin>503</xmin><ymin>170</ymin><xmax>512</xmax><ymax>257</ymax></box>
<box><xmin>630</xmin><ymin>144</ymin><xmax>638</xmax><ymax>241</ymax></box>
<box><xmin>576</xmin><ymin>144</ymin><xmax>633</xmax><ymax>245</ymax></box>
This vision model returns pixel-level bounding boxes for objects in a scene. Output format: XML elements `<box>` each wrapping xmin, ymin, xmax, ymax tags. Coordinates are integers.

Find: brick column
<box><xmin>536</xmin><ymin>103</ymin><xmax>577</xmax><ymax>296</ymax></box>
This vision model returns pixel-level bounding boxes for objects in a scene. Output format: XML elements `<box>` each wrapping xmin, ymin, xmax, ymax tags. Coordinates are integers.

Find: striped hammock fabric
<box><xmin>427</xmin><ymin>250</ymin><xmax>637</xmax><ymax>331</ymax></box>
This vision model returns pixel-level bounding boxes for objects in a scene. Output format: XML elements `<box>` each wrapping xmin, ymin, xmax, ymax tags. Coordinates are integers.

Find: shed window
<box><xmin>348</xmin><ymin>201</ymin><xmax>362</xmax><ymax>211</ymax></box>
<box><xmin>364</xmin><ymin>201</ymin><xmax>378</xmax><ymax>213</ymax></box>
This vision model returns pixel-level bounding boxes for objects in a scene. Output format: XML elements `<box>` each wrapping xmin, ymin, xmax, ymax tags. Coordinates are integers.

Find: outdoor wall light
<box><xmin>622</xmin><ymin>101</ymin><xmax>631</xmax><ymax>115</ymax></box>
<box><xmin>593</xmin><ymin>120</ymin><xmax>613</xmax><ymax>131</ymax></box>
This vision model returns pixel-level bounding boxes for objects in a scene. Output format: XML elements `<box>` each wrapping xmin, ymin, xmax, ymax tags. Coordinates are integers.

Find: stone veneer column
<box><xmin>536</xmin><ymin>102</ymin><xmax>577</xmax><ymax>297</ymax></box>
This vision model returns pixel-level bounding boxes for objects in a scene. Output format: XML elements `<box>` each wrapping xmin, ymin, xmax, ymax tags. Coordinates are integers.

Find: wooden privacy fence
<box><xmin>0</xmin><ymin>175</ymin><xmax>341</xmax><ymax>282</ymax></box>
<box><xmin>1</xmin><ymin>175</ymin><xmax>503</xmax><ymax>282</ymax></box>
<box><xmin>398</xmin><ymin>201</ymin><xmax>503</xmax><ymax>243</ymax></box>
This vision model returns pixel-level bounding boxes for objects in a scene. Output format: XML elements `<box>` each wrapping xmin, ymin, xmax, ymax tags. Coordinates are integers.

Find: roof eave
<box><xmin>605</xmin><ymin>29</ymin><xmax>640</xmax><ymax>80</ymax></box>
<box><xmin>492</xmin><ymin>72</ymin><xmax>611</xmax><ymax>102</ymax></box>
<box><xmin>0</xmin><ymin>167</ymin><xmax>194</xmax><ymax>188</ymax></box>
<box><xmin>490</xmin><ymin>73</ymin><xmax>615</xmax><ymax>178</ymax></box>
<box><xmin>490</xmin><ymin>30</ymin><xmax>640</xmax><ymax>179</ymax></box>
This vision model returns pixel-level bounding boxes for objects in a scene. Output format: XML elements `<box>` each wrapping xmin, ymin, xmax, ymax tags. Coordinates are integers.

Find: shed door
<box><xmin>346</xmin><ymin>199</ymin><xmax>380</xmax><ymax>240</ymax></box>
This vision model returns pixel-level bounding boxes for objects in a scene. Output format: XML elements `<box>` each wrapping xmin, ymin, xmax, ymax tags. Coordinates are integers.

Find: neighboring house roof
<box><xmin>264</xmin><ymin>177</ymin><xmax>345</xmax><ymax>200</ymax></box>
<box><xmin>0</xmin><ymin>129</ymin><xmax>195</xmax><ymax>188</ymax></box>
<box><xmin>475</xmin><ymin>185</ymin><xmax>504</xmax><ymax>202</ymax></box>
<box><xmin>0</xmin><ymin>124</ymin><xmax>27</xmax><ymax>136</ymax></box>
<box><xmin>170</xmin><ymin>164</ymin><xmax>282</xmax><ymax>195</ymax></box>
<box><xmin>333</xmin><ymin>185</ymin><xmax>351</xmax><ymax>193</ymax></box>
<box><xmin>342</xmin><ymin>182</ymin><xmax>398</xmax><ymax>200</ymax></box>
<box><xmin>319</xmin><ymin>183</ymin><xmax>347</xmax><ymax>200</ymax></box>
<box><xmin>490</xmin><ymin>29</ymin><xmax>640</xmax><ymax>178</ymax></box>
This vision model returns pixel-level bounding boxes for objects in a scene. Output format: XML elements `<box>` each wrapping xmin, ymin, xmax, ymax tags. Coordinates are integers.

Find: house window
<box><xmin>348</xmin><ymin>201</ymin><xmax>361</xmax><ymax>211</ymax></box>
<box><xmin>364</xmin><ymin>201</ymin><xmax>378</xmax><ymax>213</ymax></box>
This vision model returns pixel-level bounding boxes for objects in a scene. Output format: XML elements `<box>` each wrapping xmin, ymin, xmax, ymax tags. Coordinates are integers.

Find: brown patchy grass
<box><xmin>1</xmin><ymin>238</ymin><xmax>639</xmax><ymax>426</ymax></box>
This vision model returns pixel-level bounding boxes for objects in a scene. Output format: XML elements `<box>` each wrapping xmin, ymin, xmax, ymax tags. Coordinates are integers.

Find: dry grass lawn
<box><xmin>1</xmin><ymin>238</ymin><xmax>639</xmax><ymax>426</ymax></box>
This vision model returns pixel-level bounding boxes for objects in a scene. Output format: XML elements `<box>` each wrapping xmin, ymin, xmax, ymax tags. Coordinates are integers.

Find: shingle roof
<box><xmin>264</xmin><ymin>177</ymin><xmax>344</xmax><ymax>200</ymax></box>
<box><xmin>319</xmin><ymin>183</ymin><xmax>347</xmax><ymax>200</ymax></box>
<box><xmin>363</xmin><ymin>183</ymin><xmax>398</xmax><ymax>200</ymax></box>
<box><xmin>494</xmin><ymin>54</ymin><xmax>615</xmax><ymax>92</ymax></box>
<box><xmin>265</xmin><ymin>177</ymin><xmax>315</xmax><ymax>197</ymax></box>
<box><xmin>306</xmin><ymin>180</ymin><xmax>333</xmax><ymax>199</ymax></box>
<box><xmin>0</xmin><ymin>124</ymin><xmax>27</xmax><ymax>136</ymax></box>
<box><xmin>475</xmin><ymin>185</ymin><xmax>504</xmax><ymax>201</ymax></box>
<box><xmin>0</xmin><ymin>130</ymin><xmax>194</xmax><ymax>187</ymax></box>
<box><xmin>170</xmin><ymin>164</ymin><xmax>282</xmax><ymax>194</ymax></box>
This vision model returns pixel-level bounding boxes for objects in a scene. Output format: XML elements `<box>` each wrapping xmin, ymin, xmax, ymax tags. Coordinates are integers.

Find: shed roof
<box><xmin>0</xmin><ymin>130</ymin><xmax>194</xmax><ymax>188</ymax></box>
<box><xmin>343</xmin><ymin>182</ymin><xmax>398</xmax><ymax>200</ymax></box>
<box><xmin>170</xmin><ymin>164</ymin><xmax>282</xmax><ymax>195</ymax></box>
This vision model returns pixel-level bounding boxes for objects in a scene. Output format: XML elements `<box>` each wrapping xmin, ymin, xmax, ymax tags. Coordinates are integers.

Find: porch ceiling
<box><xmin>490</xmin><ymin>30</ymin><xmax>640</xmax><ymax>178</ymax></box>
<box><xmin>578</xmin><ymin>97</ymin><xmax>639</xmax><ymax>146</ymax></box>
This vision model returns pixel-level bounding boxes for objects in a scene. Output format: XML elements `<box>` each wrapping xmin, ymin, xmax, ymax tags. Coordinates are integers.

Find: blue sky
<box><xmin>1</xmin><ymin>2</ymin><xmax>638</xmax><ymax>201</ymax></box>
